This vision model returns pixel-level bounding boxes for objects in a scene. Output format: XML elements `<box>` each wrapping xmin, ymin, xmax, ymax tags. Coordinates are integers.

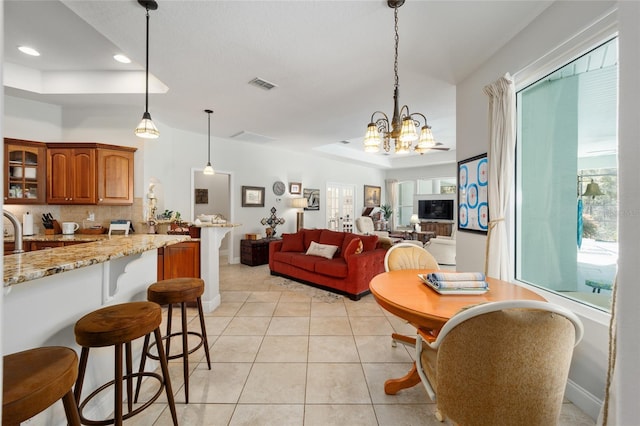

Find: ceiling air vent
<box><xmin>248</xmin><ymin>77</ymin><xmax>277</xmax><ymax>91</ymax></box>
<box><xmin>340</xmin><ymin>140</ymin><xmax>350</xmax><ymax>144</ymax></box>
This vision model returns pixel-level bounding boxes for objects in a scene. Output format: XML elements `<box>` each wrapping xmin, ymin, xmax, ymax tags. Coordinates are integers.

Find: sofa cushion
<box><xmin>306</xmin><ymin>241</ymin><xmax>339</xmax><ymax>259</ymax></box>
<box><xmin>281</xmin><ymin>232</ymin><xmax>304</xmax><ymax>252</ymax></box>
<box><xmin>302</xmin><ymin>229</ymin><xmax>323</xmax><ymax>250</ymax></box>
<box><xmin>319</xmin><ymin>230</ymin><xmax>347</xmax><ymax>255</ymax></box>
<box><xmin>315</xmin><ymin>258</ymin><xmax>349</xmax><ymax>278</ymax></box>
<box><xmin>359</xmin><ymin>234</ymin><xmax>379</xmax><ymax>252</ymax></box>
<box><xmin>291</xmin><ymin>252</ymin><xmax>320</xmax><ymax>272</ymax></box>
<box><xmin>342</xmin><ymin>237</ymin><xmax>363</xmax><ymax>260</ymax></box>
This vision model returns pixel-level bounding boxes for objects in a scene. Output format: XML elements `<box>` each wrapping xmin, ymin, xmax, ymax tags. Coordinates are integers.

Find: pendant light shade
<box><xmin>203</xmin><ymin>109</ymin><xmax>215</xmax><ymax>175</ymax></box>
<box><xmin>135</xmin><ymin>0</ymin><xmax>159</xmax><ymax>139</ymax></box>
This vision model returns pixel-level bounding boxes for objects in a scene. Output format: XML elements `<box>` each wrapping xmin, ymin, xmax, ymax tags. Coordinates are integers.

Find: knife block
<box><xmin>44</xmin><ymin>220</ymin><xmax>62</xmax><ymax>235</ymax></box>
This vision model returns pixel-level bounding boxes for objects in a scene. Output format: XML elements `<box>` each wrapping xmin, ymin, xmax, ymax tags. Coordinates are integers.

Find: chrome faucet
<box><xmin>3</xmin><ymin>210</ymin><xmax>24</xmax><ymax>254</ymax></box>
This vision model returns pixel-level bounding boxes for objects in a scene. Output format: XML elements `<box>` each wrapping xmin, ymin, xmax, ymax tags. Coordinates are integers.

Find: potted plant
<box><xmin>380</xmin><ymin>204</ymin><xmax>393</xmax><ymax>221</ymax></box>
<box><xmin>379</xmin><ymin>204</ymin><xmax>393</xmax><ymax>231</ymax></box>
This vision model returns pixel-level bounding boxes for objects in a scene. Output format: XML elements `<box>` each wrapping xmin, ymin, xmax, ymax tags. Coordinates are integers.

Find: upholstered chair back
<box><xmin>355</xmin><ymin>216</ymin><xmax>375</xmax><ymax>234</ymax></box>
<box><xmin>384</xmin><ymin>242</ymin><xmax>439</xmax><ymax>272</ymax></box>
<box><xmin>418</xmin><ymin>301</ymin><xmax>583</xmax><ymax>425</ymax></box>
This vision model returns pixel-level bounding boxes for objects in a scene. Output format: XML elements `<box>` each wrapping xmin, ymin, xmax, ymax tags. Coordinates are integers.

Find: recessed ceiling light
<box><xmin>18</xmin><ymin>46</ymin><xmax>40</xmax><ymax>57</ymax></box>
<box><xmin>113</xmin><ymin>54</ymin><xmax>131</xmax><ymax>64</ymax></box>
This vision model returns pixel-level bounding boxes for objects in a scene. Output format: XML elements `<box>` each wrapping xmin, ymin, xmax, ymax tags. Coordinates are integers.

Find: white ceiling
<box><xmin>3</xmin><ymin>0</ymin><xmax>553</xmax><ymax>169</ymax></box>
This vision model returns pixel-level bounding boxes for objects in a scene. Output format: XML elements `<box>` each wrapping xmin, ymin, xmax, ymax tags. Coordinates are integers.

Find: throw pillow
<box><xmin>342</xmin><ymin>238</ymin><xmax>363</xmax><ymax>260</ymax></box>
<box><xmin>359</xmin><ymin>234</ymin><xmax>379</xmax><ymax>252</ymax></box>
<box><xmin>306</xmin><ymin>241</ymin><xmax>339</xmax><ymax>259</ymax></box>
<box><xmin>281</xmin><ymin>232</ymin><xmax>304</xmax><ymax>252</ymax></box>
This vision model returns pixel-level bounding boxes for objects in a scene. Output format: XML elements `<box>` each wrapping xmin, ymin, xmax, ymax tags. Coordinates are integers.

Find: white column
<box><xmin>199</xmin><ymin>225</ymin><xmax>234</xmax><ymax>312</ymax></box>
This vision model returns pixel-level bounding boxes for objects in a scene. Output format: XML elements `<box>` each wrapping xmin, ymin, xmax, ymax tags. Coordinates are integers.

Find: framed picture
<box><xmin>364</xmin><ymin>185</ymin><xmax>381</xmax><ymax>207</ymax></box>
<box><xmin>458</xmin><ymin>153</ymin><xmax>489</xmax><ymax>234</ymax></box>
<box><xmin>242</xmin><ymin>185</ymin><xmax>265</xmax><ymax>207</ymax></box>
<box><xmin>303</xmin><ymin>188</ymin><xmax>320</xmax><ymax>211</ymax></box>
<box><xmin>195</xmin><ymin>188</ymin><xmax>209</xmax><ymax>204</ymax></box>
<box><xmin>289</xmin><ymin>182</ymin><xmax>302</xmax><ymax>195</ymax></box>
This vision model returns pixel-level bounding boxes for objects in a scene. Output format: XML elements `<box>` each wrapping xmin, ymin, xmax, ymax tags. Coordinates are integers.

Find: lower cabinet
<box><xmin>157</xmin><ymin>240</ymin><xmax>201</xmax><ymax>280</ymax></box>
<box><xmin>420</xmin><ymin>222</ymin><xmax>454</xmax><ymax>237</ymax></box>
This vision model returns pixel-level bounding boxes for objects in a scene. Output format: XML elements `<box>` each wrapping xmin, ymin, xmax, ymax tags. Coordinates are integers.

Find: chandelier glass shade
<box><xmin>364</xmin><ymin>0</ymin><xmax>436</xmax><ymax>155</ymax></box>
<box><xmin>134</xmin><ymin>0</ymin><xmax>159</xmax><ymax>139</ymax></box>
<box><xmin>203</xmin><ymin>109</ymin><xmax>214</xmax><ymax>175</ymax></box>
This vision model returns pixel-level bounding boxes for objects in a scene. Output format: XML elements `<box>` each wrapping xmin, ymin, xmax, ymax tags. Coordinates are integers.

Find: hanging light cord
<box><xmin>393</xmin><ymin>6</ymin><xmax>399</xmax><ymax>92</ymax></box>
<box><xmin>207</xmin><ymin>111</ymin><xmax>211</xmax><ymax>162</ymax></box>
<box><xmin>144</xmin><ymin>7</ymin><xmax>150</xmax><ymax>114</ymax></box>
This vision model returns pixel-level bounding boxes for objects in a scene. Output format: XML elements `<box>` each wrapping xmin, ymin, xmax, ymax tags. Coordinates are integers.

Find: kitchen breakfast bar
<box><xmin>3</xmin><ymin>224</ymin><xmax>237</xmax><ymax>424</ymax></box>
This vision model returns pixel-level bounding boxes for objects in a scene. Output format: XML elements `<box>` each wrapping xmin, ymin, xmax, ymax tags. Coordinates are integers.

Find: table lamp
<box><xmin>291</xmin><ymin>197</ymin><xmax>308</xmax><ymax>231</ymax></box>
<box><xmin>410</xmin><ymin>214</ymin><xmax>421</xmax><ymax>232</ymax></box>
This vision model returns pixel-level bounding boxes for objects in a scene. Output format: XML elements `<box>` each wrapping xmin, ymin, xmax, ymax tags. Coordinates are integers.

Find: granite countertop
<box><xmin>195</xmin><ymin>222</ymin><xmax>241</xmax><ymax>228</ymax></box>
<box><xmin>5</xmin><ymin>234</ymin><xmax>111</xmax><ymax>243</ymax></box>
<box><xmin>4</xmin><ymin>234</ymin><xmax>190</xmax><ymax>287</ymax></box>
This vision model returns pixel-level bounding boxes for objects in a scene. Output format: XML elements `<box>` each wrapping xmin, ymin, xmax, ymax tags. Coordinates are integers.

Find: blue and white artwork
<box><xmin>458</xmin><ymin>154</ymin><xmax>489</xmax><ymax>233</ymax></box>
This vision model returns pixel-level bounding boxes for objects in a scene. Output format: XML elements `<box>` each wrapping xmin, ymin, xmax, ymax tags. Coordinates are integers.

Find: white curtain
<box><xmin>483</xmin><ymin>73</ymin><xmax>516</xmax><ymax>280</ymax></box>
<box><xmin>385</xmin><ymin>179</ymin><xmax>398</xmax><ymax>231</ymax></box>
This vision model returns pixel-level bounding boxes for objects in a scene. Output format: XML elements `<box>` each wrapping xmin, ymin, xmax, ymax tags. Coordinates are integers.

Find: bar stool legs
<box><xmin>74</xmin><ymin>301</ymin><xmax>178</xmax><ymax>426</ymax></box>
<box><xmin>137</xmin><ymin>277</ymin><xmax>211</xmax><ymax>404</ymax></box>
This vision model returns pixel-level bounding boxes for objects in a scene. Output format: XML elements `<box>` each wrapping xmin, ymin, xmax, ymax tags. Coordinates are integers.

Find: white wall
<box><xmin>385</xmin><ymin>163</ymin><xmax>455</xmax><ymax>183</ymax></box>
<box><xmin>456</xmin><ymin>0</ymin><xmax>627</xmax><ymax>420</ymax></box>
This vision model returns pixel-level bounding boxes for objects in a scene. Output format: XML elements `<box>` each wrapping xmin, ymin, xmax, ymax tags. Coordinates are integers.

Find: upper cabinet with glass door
<box><xmin>4</xmin><ymin>138</ymin><xmax>46</xmax><ymax>204</ymax></box>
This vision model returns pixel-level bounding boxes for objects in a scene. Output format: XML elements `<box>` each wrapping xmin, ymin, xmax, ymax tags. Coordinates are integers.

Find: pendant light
<box><xmin>134</xmin><ymin>0</ymin><xmax>160</xmax><ymax>139</ymax></box>
<box><xmin>203</xmin><ymin>109</ymin><xmax>215</xmax><ymax>175</ymax></box>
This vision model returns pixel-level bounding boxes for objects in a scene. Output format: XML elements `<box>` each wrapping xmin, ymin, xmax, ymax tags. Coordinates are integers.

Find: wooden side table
<box><xmin>241</xmin><ymin>238</ymin><xmax>276</xmax><ymax>266</ymax></box>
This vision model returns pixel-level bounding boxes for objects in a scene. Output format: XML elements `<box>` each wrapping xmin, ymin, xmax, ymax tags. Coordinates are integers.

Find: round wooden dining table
<box><xmin>369</xmin><ymin>269</ymin><xmax>546</xmax><ymax>394</ymax></box>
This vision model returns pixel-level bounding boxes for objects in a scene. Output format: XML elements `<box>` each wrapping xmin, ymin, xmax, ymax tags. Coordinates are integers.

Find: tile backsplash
<box><xmin>3</xmin><ymin>198</ymin><xmax>144</xmax><ymax>236</ymax></box>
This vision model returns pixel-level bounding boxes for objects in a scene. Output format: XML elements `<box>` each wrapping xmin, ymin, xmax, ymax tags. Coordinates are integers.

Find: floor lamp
<box><xmin>291</xmin><ymin>198</ymin><xmax>308</xmax><ymax>231</ymax></box>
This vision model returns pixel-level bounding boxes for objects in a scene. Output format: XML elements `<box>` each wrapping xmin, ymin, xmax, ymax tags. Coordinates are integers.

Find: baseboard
<box><xmin>566</xmin><ymin>378</ymin><xmax>602</xmax><ymax>421</ymax></box>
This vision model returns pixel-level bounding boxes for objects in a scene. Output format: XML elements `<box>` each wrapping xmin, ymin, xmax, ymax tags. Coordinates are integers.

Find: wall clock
<box><xmin>272</xmin><ymin>181</ymin><xmax>286</xmax><ymax>196</ymax></box>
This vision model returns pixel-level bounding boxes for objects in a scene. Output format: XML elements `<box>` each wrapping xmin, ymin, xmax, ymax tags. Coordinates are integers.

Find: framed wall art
<box><xmin>242</xmin><ymin>186</ymin><xmax>265</xmax><ymax>207</ymax></box>
<box><xmin>364</xmin><ymin>185</ymin><xmax>381</xmax><ymax>207</ymax></box>
<box><xmin>303</xmin><ymin>188</ymin><xmax>320</xmax><ymax>211</ymax></box>
<box><xmin>289</xmin><ymin>182</ymin><xmax>302</xmax><ymax>195</ymax></box>
<box><xmin>458</xmin><ymin>153</ymin><xmax>489</xmax><ymax>233</ymax></box>
<box><xmin>195</xmin><ymin>188</ymin><xmax>209</xmax><ymax>204</ymax></box>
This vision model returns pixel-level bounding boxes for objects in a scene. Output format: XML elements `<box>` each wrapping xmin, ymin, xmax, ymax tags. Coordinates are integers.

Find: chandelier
<box><xmin>364</xmin><ymin>0</ymin><xmax>447</xmax><ymax>155</ymax></box>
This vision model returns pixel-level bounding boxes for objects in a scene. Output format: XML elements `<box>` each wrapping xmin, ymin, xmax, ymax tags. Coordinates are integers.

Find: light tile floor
<box><xmin>132</xmin><ymin>263</ymin><xmax>596</xmax><ymax>425</ymax></box>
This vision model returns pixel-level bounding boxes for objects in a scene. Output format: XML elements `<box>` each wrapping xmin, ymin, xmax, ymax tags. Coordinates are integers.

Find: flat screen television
<box><xmin>418</xmin><ymin>199</ymin><xmax>454</xmax><ymax>221</ymax></box>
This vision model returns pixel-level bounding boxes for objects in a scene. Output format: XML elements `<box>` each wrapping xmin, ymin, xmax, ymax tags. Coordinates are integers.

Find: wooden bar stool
<box><xmin>74</xmin><ymin>301</ymin><xmax>178</xmax><ymax>426</ymax></box>
<box><xmin>137</xmin><ymin>277</ymin><xmax>211</xmax><ymax>404</ymax></box>
<box><xmin>3</xmin><ymin>346</ymin><xmax>81</xmax><ymax>426</ymax></box>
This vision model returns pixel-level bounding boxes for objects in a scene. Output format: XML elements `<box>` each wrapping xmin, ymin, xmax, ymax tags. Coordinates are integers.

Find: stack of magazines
<box><xmin>418</xmin><ymin>272</ymin><xmax>489</xmax><ymax>295</ymax></box>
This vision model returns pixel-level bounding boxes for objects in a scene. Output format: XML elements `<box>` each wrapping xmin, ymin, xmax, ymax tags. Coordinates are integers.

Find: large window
<box><xmin>397</xmin><ymin>181</ymin><xmax>415</xmax><ymax>227</ymax></box>
<box><xmin>515</xmin><ymin>38</ymin><xmax>618</xmax><ymax>312</ymax></box>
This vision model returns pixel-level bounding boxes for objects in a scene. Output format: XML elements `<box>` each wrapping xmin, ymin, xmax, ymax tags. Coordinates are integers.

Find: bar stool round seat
<box><xmin>3</xmin><ymin>346</ymin><xmax>81</xmax><ymax>426</ymax></box>
<box><xmin>74</xmin><ymin>301</ymin><xmax>177</xmax><ymax>426</ymax></box>
<box><xmin>139</xmin><ymin>277</ymin><xmax>211</xmax><ymax>403</ymax></box>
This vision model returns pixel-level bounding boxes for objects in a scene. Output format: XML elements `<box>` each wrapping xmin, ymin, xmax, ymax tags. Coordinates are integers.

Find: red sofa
<box><xmin>269</xmin><ymin>228</ymin><xmax>387</xmax><ymax>300</ymax></box>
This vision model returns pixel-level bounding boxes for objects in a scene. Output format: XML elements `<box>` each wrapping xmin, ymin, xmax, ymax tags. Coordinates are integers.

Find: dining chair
<box><xmin>384</xmin><ymin>242</ymin><xmax>440</xmax><ymax>347</ymax></box>
<box><xmin>415</xmin><ymin>300</ymin><xmax>584</xmax><ymax>424</ymax></box>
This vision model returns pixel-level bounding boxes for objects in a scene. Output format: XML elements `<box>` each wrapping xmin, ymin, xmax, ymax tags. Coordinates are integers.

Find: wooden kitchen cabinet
<box><xmin>96</xmin><ymin>147</ymin><xmax>135</xmax><ymax>205</ymax></box>
<box><xmin>157</xmin><ymin>241</ymin><xmax>201</xmax><ymax>281</ymax></box>
<box><xmin>46</xmin><ymin>143</ymin><xmax>136</xmax><ymax>205</ymax></box>
<box><xmin>4</xmin><ymin>241</ymin><xmax>30</xmax><ymax>254</ymax></box>
<box><xmin>4</xmin><ymin>139</ymin><xmax>46</xmax><ymax>204</ymax></box>
<box><xmin>47</xmin><ymin>146</ymin><xmax>96</xmax><ymax>204</ymax></box>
